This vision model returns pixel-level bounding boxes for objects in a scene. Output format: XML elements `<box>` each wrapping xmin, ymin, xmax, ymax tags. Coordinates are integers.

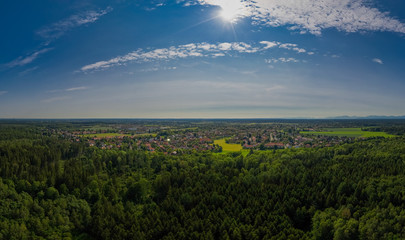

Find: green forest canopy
<box><xmin>0</xmin><ymin>122</ymin><xmax>405</xmax><ymax>239</ymax></box>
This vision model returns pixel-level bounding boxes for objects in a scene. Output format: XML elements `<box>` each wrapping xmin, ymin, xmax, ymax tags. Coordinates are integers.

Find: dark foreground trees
<box><xmin>1</xmin><ymin>127</ymin><xmax>405</xmax><ymax>239</ymax></box>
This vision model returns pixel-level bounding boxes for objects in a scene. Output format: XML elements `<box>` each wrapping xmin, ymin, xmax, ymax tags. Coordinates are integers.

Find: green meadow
<box><xmin>300</xmin><ymin>128</ymin><xmax>395</xmax><ymax>138</ymax></box>
<box><xmin>214</xmin><ymin>139</ymin><xmax>242</xmax><ymax>151</ymax></box>
<box><xmin>134</xmin><ymin>133</ymin><xmax>157</xmax><ymax>137</ymax></box>
<box><xmin>213</xmin><ymin>138</ymin><xmax>250</xmax><ymax>156</ymax></box>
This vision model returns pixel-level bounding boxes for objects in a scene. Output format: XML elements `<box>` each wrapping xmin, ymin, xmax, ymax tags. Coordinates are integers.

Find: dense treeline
<box><xmin>1</xmin><ymin>126</ymin><xmax>405</xmax><ymax>239</ymax></box>
<box><xmin>363</xmin><ymin>125</ymin><xmax>405</xmax><ymax>135</ymax></box>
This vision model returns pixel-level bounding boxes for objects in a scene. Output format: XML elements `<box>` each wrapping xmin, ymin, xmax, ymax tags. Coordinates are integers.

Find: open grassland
<box><xmin>300</xmin><ymin>128</ymin><xmax>395</xmax><ymax>138</ymax></box>
<box><xmin>213</xmin><ymin>138</ymin><xmax>250</xmax><ymax>156</ymax></box>
<box><xmin>214</xmin><ymin>138</ymin><xmax>243</xmax><ymax>152</ymax></box>
<box><xmin>214</xmin><ymin>138</ymin><xmax>258</xmax><ymax>156</ymax></box>
<box><xmin>135</xmin><ymin>133</ymin><xmax>157</xmax><ymax>137</ymax></box>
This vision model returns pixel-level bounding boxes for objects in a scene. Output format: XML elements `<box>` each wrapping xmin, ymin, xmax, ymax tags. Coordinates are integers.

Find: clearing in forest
<box><xmin>214</xmin><ymin>138</ymin><xmax>243</xmax><ymax>152</ymax></box>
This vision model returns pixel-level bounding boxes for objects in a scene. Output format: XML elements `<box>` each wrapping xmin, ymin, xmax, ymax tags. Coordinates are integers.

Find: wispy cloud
<box><xmin>81</xmin><ymin>40</ymin><xmax>311</xmax><ymax>72</ymax></box>
<box><xmin>145</xmin><ymin>2</ymin><xmax>166</xmax><ymax>11</ymax></box>
<box><xmin>5</xmin><ymin>48</ymin><xmax>52</xmax><ymax>68</ymax></box>
<box><xmin>261</xmin><ymin>41</ymin><xmax>310</xmax><ymax>53</ymax></box>
<box><xmin>3</xmin><ymin>8</ymin><xmax>112</xmax><ymax>70</ymax></box>
<box><xmin>265</xmin><ymin>57</ymin><xmax>299</xmax><ymax>64</ymax></box>
<box><xmin>43</xmin><ymin>85</ymin><xmax>87</xmax><ymax>103</ymax></box>
<box><xmin>0</xmin><ymin>91</ymin><xmax>8</xmax><ymax>96</ymax></box>
<box><xmin>187</xmin><ymin>0</ymin><xmax>405</xmax><ymax>35</ymax></box>
<box><xmin>37</xmin><ymin>7</ymin><xmax>112</xmax><ymax>43</ymax></box>
<box><xmin>47</xmin><ymin>86</ymin><xmax>88</xmax><ymax>93</ymax></box>
<box><xmin>265</xmin><ymin>85</ymin><xmax>285</xmax><ymax>92</ymax></box>
<box><xmin>66</xmin><ymin>86</ymin><xmax>88</xmax><ymax>91</ymax></box>
<box><xmin>133</xmin><ymin>66</ymin><xmax>178</xmax><ymax>73</ymax></box>
<box><xmin>372</xmin><ymin>58</ymin><xmax>383</xmax><ymax>64</ymax></box>
<box><xmin>279</xmin><ymin>43</ymin><xmax>307</xmax><ymax>53</ymax></box>
<box><xmin>3</xmin><ymin>7</ymin><xmax>112</xmax><ymax>68</ymax></box>
<box><xmin>41</xmin><ymin>96</ymin><xmax>71</xmax><ymax>103</ymax></box>
<box><xmin>19</xmin><ymin>66</ymin><xmax>39</xmax><ymax>76</ymax></box>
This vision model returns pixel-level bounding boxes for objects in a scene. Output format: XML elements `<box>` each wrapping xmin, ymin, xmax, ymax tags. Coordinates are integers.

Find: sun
<box><xmin>217</xmin><ymin>0</ymin><xmax>245</xmax><ymax>22</ymax></box>
<box><xmin>220</xmin><ymin>7</ymin><xmax>238</xmax><ymax>22</ymax></box>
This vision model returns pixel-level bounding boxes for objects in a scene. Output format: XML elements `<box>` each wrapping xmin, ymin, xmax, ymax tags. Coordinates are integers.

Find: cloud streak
<box><xmin>42</xmin><ymin>87</ymin><xmax>87</xmax><ymax>103</ymax></box>
<box><xmin>0</xmin><ymin>91</ymin><xmax>8</xmax><ymax>96</ymax></box>
<box><xmin>37</xmin><ymin>7</ymin><xmax>113</xmax><ymax>43</ymax></box>
<box><xmin>66</xmin><ymin>86</ymin><xmax>88</xmax><ymax>91</ymax></box>
<box><xmin>41</xmin><ymin>96</ymin><xmax>71</xmax><ymax>103</ymax></box>
<box><xmin>372</xmin><ymin>58</ymin><xmax>383</xmax><ymax>64</ymax></box>
<box><xmin>265</xmin><ymin>57</ymin><xmax>299</xmax><ymax>64</ymax></box>
<box><xmin>3</xmin><ymin>7</ymin><xmax>112</xmax><ymax>70</ymax></box>
<box><xmin>5</xmin><ymin>48</ymin><xmax>52</xmax><ymax>68</ymax></box>
<box><xmin>188</xmin><ymin>0</ymin><xmax>405</xmax><ymax>35</ymax></box>
<box><xmin>81</xmin><ymin>40</ymin><xmax>311</xmax><ymax>72</ymax></box>
<box><xmin>47</xmin><ymin>86</ymin><xmax>89</xmax><ymax>93</ymax></box>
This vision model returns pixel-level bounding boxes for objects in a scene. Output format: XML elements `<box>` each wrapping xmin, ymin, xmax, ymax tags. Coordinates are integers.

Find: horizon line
<box><xmin>1</xmin><ymin>116</ymin><xmax>405</xmax><ymax>121</ymax></box>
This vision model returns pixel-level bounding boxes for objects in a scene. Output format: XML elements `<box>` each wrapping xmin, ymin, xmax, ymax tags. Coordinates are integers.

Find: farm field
<box><xmin>300</xmin><ymin>128</ymin><xmax>395</xmax><ymax>138</ymax></box>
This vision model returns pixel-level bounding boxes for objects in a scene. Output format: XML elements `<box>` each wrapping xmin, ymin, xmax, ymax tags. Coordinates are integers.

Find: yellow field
<box><xmin>214</xmin><ymin>138</ymin><xmax>243</xmax><ymax>152</ymax></box>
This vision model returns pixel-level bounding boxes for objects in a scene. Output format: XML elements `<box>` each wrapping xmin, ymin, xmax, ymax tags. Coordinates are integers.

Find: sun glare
<box><xmin>217</xmin><ymin>0</ymin><xmax>245</xmax><ymax>22</ymax></box>
<box><xmin>220</xmin><ymin>7</ymin><xmax>238</xmax><ymax>21</ymax></box>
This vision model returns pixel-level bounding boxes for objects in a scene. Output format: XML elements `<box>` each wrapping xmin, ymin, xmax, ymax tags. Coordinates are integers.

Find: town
<box><xmin>48</xmin><ymin>119</ymin><xmax>392</xmax><ymax>154</ymax></box>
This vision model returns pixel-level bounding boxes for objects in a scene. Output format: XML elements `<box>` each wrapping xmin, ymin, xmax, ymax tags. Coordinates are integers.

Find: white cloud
<box><xmin>66</xmin><ymin>86</ymin><xmax>88</xmax><ymax>91</ymax></box>
<box><xmin>372</xmin><ymin>58</ymin><xmax>383</xmax><ymax>64</ymax></box>
<box><xmin>260</xmin><ymin>41</ymin><xmax>278</xmax><ymax>49</ymax></box>
<box><xmin>265</xmin><ymin>57</ymin><xmax>299</xmax><ymax>64</ymax></box>
<box><xmin>212</xmin><ymin>53</ymin><xmax>225</xmax><ymax>58</ymax></box>
<box><xmin>186</xmin><ymin>0</ymin><xmax>405</xmax><ymax>35</ymax></box>
<box><xmin>81</xmin><ymin>40</ymin><xmax>311</xmax><ymax>72</ymax></box>
<box><xmin>217</xmin><ymin>42</ymin><xmax>232</xmax><ymax>51</ymax></box>
<box><xmin>265</xmin><ymin>85</ymin><xmax>285</xmax><ymax>92</ymax></box>
<box><xmin>36</xmin><ymin>7</ymin><xmax>112</xmax><ymax>43</ymax></box>
<box><xmin>260</xmin><ymin>41</ymin><xmax>311</xmax><ymax>54</ymax></box>
<box><xmin>279</xmin><ymin>43</ymin><xmax>307</xmax><ymax>53</ymax></box>
<box><xmin>4</xmin><ymin>8</ymin><xmax>112</xmax><ymax>70</ymax></box>
<box><xmin>47</xmin><ymin>86</ymin><xmax>89</xmax><ymax>93</ymax></box>
<box><xmin>133</xmin><ymin>66</ymin><xmax>177</xmax><ymax>73</ymax></box>
<box><xmin>0</xmin><ymin>91</ymin><xmax>7</xmax><ymax>96</ymax></box>
<box><xmin>5</xmin><ymin>48</ymin><xmax>52</xmax><ymax>68</ymax></box>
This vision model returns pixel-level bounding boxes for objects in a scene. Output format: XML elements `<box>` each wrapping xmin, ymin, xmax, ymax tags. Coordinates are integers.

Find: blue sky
<box><xmin>1</xmin><ymin>0</ymin><xmax>405</xmax><ymax>118</ymax></box>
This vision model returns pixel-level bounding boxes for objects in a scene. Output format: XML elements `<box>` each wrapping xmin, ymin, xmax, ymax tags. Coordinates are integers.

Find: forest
<box><xmin>0</xmin><ymin>120</ymin><xmax>405</xmax><ymax>239</ymax></box>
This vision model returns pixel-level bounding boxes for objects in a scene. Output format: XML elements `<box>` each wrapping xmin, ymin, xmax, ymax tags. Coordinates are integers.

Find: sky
<box><xmin>1</xmin><ymin>0</ymin><xmax>405</xmax><ymax>118</ymax></box>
